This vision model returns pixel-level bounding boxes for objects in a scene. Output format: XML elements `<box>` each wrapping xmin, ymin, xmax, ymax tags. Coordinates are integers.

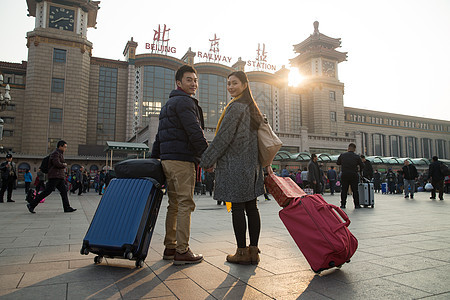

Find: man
<box><xmin>71</xmin><ymin>166</ymin><xmax>84</xmax><ymax>195</ymax></box>
<box><xmin>336</xmin><ymin>143</ymin><xmax>364</xmax><ymax>209</ymax></box>
<box><xmin>360</xmin><ymin>155</ymin><xmax>373</xmax><ymax>181</ymax></box>
<box><xmin>327</xmin><ymin>166</ymin><xmax>337</xmax><ymax>195</ymax></box>
<box><xmin>0</xmin><ymin>154</ymin><xmax>17</xmax><ymax>203</ymax></box>
<box><xmin>308</xmin><ymin>154</ymin><xmax>321</xmax><ymax>194</ymax></box>
<box><xmin>27</xmin><ymin>140</ymin><xmax>77</xmax><ymax>213</ymax></box>
<box><xmin>151</xmin><ymin>65</ymin><xmax>208</xmax><ymax>265</ymax></box>
<box><xmin>402</xmin><ymin>160</ymin><xmax>418</xmax><ymax>199</ymax></box>
<box><xmin>428</xmin><ymin>156</ymin><xmax>445</xmax><ymax>200</ymax></box>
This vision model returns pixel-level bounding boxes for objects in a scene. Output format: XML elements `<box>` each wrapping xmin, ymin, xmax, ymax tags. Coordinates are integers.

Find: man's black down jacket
<box><xmin>151</xmin><ymin>89</ymin><xmax>208</xmax><ymax>164</ymax></box>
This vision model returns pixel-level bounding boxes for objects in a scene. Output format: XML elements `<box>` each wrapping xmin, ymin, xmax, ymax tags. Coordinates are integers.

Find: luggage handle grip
<box><xmin>328</xmin><ymin>204</ymin><xmax>351</xmax><ymax>227</ymax></box>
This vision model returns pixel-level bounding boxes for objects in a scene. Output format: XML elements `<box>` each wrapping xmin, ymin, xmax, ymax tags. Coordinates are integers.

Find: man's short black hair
<box><xmin>331</xmin><ymin>166</ymin><xmax>334</xmax><ymax>169</ymax></box>
<box><xmin>361</xmin><ymin>155</ymin><xmax>365</xmax><ymax>159</ymax></box>
<box><xmin>348</xmin><ymin>143</ymin><xmax>357</xmax><ymax>150</ymax></box>
<box><xmin>57</xmin><ymin>140</ymin><xmax>67</xmax><ymax>148</ymax></box>
<box><xmin>311</xmin><ymin>153</ymin><xmax>317</xmax><ymax>159</ymax></box>
<box><xmin>175</xmin><ymin>65</ymin><xmax>197</xmax><ymax>82</ymax></box>
<box><xmin>432</xmin><ymin>156</ymin><xmax>438</xmax><ymax>161</ymax></box>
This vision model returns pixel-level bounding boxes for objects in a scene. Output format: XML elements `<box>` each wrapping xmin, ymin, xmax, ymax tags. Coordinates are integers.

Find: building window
<box><xmin>53</xmin><ymin>48</ymin><xmax>67</xmax><ymax>63</ymax></box>
<box><xmin>329</xmin><ymin>91</ymin><xmax>336</xmax><ymax>101</ymax></box>
<box><xmin>389</xmin><ymin>135</ymin><xmax>402</xmax><ymax>157</ymax></box>
<box><xmin>199</xmin><ymin>73</ymin><xmax>228</xmax><ymax>128</ymax></box>
<box><xmin>50</xmin><ymin>108</ymin><xmax>63</xmax><ymax>122</ymax></box>
<box><xmin>3</xmin><ymin>130</ymin><xmax>14</xmax><ymax>137</ymax></box>
<box><xmin>51</xmin><ymin>78</ymin><xmax>65</xmax><ymax>93</ymax></box>
<box><xmin>2</xmin><ymin>117</ymin><xmax>14</xmax><ymax>124</ymax></box>
<box><xmin>142</xmin><ymin>66</ymin><xmax>175</xmax><ymax>126</ymax></box>
<box><xmin>422</xmin><ymin>138</ymin><xmax>432</xmax><ymax>159</ymax></box>
<box><xmin>97</xmin><ymin>67</ymin><xmax>118</xmax><ymax>145</ymax></box>
<box><xmin>330</xmin><ymin>111</ymin><xmax>337</xmax><ymax>122</ymax></box>
<box><xmin>405</xmin><ymin>136</ymin><xmax>418</xmax><ymax>158</ymax></box>
<box><xmin>361</xmin><ymin>132</ymin><xmax>369</xmax><ymax>155</ymax></box>
<box><xmin>372</xmin><ymin>133</ymin><xmax>385</xmax><ymax>156</ymax></box>
<box><xmin>435</xmin><ymin>139</ymin><xmax>447</xmax><ymax>159</ymax></box>
<box><xmin>6</xmin><ymin>104</ymin><xmax>16</xmax><ymax>111</ymax></box>
<box><xmin>249</xmin><ymin>81</ymin><xmax>276</xmax><ymax>128</ymax></box>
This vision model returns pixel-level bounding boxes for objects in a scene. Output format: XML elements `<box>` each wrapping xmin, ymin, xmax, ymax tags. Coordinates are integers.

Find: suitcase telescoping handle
<box><xmin>328</xmin><ymin>204</ymin><xmax>351</xmax><ymax>228</ymax></box>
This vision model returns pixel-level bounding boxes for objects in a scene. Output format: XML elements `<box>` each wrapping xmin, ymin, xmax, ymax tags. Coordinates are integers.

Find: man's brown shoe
<box><xmin>173</xmin><ymin>248</ymin><xmax>203</xmax><ymax>265</ymax></box>
<box><xmin>163</xmin><ymin>248</ymin><xmax>176</xmax><ymax>260</ymax></box>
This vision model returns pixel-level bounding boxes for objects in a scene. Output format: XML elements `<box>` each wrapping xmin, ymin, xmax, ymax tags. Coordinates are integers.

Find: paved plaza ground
<box><xmin>0</xmin><ymin>187</ymin><xmax>449</xmax><ymax>299</ymax></box>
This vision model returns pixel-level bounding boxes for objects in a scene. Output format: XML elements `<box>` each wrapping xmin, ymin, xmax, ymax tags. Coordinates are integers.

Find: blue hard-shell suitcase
<box><xmin>81</xmin><ymin>178</ymin><xmax>163</xmax><ymax>268</ymax></box>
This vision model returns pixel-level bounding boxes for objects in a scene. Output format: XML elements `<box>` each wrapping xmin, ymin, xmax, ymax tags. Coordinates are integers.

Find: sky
<box><xmin>1</xmin><ymin>0</ymin><xmax>450</xmax><ymax>121</ymax></box>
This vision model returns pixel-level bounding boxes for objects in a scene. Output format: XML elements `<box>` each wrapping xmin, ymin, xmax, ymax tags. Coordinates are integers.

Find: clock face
<box><xmin>322</xmin><ymin>60</ymin><xmax>336</xmax><ymax>77</ymax></box>
<box><xmin>48</xmin><ymin>6</ymin><xmax>75</xmax><ymax>31</ymax></box>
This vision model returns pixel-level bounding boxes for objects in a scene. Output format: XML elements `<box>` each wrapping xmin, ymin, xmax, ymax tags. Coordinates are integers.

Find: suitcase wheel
<box><xmin>135</xmin><ymin>259</ymin><xmax>144</xmax><ymax>268</ymax></box>
<box><xmin>371</xmin><ymin>205</ymin><xmax>374</xmax><ymax>208</ymax></box>
<box><xmin>80</xmin><ymin>247</ymin><xmax>89</xmax><ymax>255</ymax></box>
<box><xmin>336</xmin><ymin>264</ymin><xmax>343</xmax><ymax>269</ymax></box>
<box><xmin>94</xmin><ymin>256</ymin><xmax>103</xmax><ymax>264</ymax></box>
<box><xmin>124</xmin><ymin>251</ymin><xmax>133</xmax><ymax>260</ymax></box>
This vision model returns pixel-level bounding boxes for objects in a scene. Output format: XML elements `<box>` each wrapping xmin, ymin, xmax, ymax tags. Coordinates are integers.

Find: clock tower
<box><xmin>290</xmin><ymin>21</ymin><xmax>347</xmax><ymax>137</ymax></box>
<box><xmin>23</xmin><ymin>0</ymin><xmax>100</xmax><ymax>155</ymax></box>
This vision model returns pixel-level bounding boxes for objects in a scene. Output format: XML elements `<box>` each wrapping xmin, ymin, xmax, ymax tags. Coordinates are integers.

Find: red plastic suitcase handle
<box><xmin>328</xmin><ymin>204</ymin><xmax>351</xmax><ymax>227</ymax></box>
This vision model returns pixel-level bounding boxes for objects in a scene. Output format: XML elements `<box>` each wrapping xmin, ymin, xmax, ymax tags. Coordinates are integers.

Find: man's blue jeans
<box><xmin>404</xmin><ymin>179</ymin><xmax>415</xmax><ymax>197</ymax></box>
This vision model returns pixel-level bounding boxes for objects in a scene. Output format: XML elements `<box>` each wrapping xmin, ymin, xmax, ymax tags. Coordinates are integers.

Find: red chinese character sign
<box><xmin>145</xmin><ymin>24</ymin><xmax>177</xmax><ymax>54</ymax></box>
<box><xmin>247</xmin><ymin>43</ymin><xmax>276</xmax><ymax>71</ymax></box>
<box><xmin>197</xmin><ymin>33</ymin><xmax>232</xmax><ymax>64</ymax></box>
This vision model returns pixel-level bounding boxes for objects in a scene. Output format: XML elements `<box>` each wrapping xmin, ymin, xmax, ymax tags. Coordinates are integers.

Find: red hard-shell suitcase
<box><xmin>279</xmin><ymin>194</ymin><xmax>358</xmax><ymax>273</ymax></box>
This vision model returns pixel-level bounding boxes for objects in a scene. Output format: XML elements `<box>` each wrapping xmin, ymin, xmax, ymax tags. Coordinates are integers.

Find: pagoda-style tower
<box><xmin>290</xmin><ymin>21</ymin><xmax>347</xmax><ymax>137</ymax></box>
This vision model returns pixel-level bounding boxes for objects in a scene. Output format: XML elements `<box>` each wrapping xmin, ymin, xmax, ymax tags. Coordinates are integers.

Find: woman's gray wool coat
<box><xmin>200</xmin><ymin>101</ymin><xmax>265</xmax><ymax>203</ymax></box>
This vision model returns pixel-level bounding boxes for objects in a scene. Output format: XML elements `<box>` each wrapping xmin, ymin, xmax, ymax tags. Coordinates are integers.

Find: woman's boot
<box><xmin>249</xmin><ymin>246</ymin><xmax>260</xmax><ymax>265</ymax></box>
<box><xmin>226</xmin><ymin>247</ymin><xmax>251</xmax><ymax>265</ymax></box>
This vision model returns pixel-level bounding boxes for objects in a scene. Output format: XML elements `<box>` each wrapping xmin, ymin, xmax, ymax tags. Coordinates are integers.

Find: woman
<box><xmin>200</xmin><ymin>71</ymin><xmax>265</xmax><ymax>265</ymax></box>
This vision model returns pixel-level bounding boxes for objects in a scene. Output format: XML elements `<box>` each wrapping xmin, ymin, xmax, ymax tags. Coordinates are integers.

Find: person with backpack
<box><xmin>26</xmin><ymin>140</ymin><xmax>77</xmax><ymax>213</ymax></box>
<box><xmin>429</xmin><ymin>156</ymin><xmax>446</xmax><ymax>201</ymax></box>
<box><xmin>402</xmin><ymin>160</ymin><xmax>418</xmax><ymax>199</ymax></box>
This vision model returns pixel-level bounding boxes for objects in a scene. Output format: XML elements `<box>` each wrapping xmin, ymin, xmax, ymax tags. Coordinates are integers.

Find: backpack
<box><xmin>40</xmin><ymin>155</ymin><xmax>50</xmax><ymax>174</ymax></box>
<box><xmin>440</xmin><ymin>163</ymin><xmax>450</xmax><ymax>176</ymax></box>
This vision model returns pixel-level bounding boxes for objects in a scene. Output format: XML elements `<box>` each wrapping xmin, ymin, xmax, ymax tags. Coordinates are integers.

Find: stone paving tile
<box><xmin>0</xmin><ymin>254</ymin><xmax>34</xmax><ymax>266</ymax></box>
<box><xmin>415</xmin><ymin>249</ymin><xmax>450</xmax><ymax>263</ymax></box>
<box><xmin>208</xmin><ymin>283</ymin><xmax>274</xmax><ymax>299</ymax></box>
<box><xmin>163</xmin><ymin>278</ymin><xmax>211</xmax><ymax>299</ymax></box>
<box><xmin>0</xmin><ymin>260</ymin><xmax>69</xmax><ymax>276</ymax></box>
<box><xmin>0</xmin><ymin>283</ymin><xmax>67</xmax><ymax>300</ymax></box>
<box><xmin>114</xmin><ymin>268</ymin><xmax>174</xmax><ymax>299</ymax></box>
<box><xmin>0</xmin><ymin>273</ymin><xmax>24</xmax><ymax>290</ymax></box>
<box><xmin>370</xmin><ymin>253</ymin><xmax>449</xmax><ymax>272</ymax></box>
<box><xmin>384</xmin><ymin>264</ymin><xmax>450</xmax><ymax>294</ymax></box>
<box><xmin>323</xmin><ymin>260</ymin><xmax>403</xmax><ymax>283</ymax></box>
<box><xmin>180</xmin><ymin>261</ymin><xmax>246</xmax><ymax>290</ymax></box>
<box><xmin>68</xmin><ymin>280</ymin><xmax>122</xmax><ymax>300</ymax></box>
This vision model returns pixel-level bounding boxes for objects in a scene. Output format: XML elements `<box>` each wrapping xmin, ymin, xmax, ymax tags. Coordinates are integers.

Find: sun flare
<box><xmin>288</xmin><ymin>67</ymin><xmax>304</xmax><ymax>87</ymax></box>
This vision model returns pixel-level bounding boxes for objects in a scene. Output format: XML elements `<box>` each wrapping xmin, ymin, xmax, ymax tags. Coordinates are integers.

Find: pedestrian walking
<box><xmin>26</xmin><ymin>140</ymin><xmax>77</xmax><ymax>213</ymax></box>
<box><xmin>24</xmin><ymin>169</ymin><xmax>33</xmax><ymax>194</ymax></box>
<box><xmin>402</xmin><ymin>160</ymin><xmax>418</xmax><ymax>199</ymax></box>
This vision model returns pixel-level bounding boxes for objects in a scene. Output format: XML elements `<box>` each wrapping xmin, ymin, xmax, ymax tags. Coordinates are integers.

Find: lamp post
<box><xmin>0</xmin><ymin>74</ymin><xmax>13</xmax><ymax>141</ymax></box>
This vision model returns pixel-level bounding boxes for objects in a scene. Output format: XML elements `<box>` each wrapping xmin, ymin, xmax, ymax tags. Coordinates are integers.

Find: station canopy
<box><xmin>273</xmin><ymin>151</ymin><xmax>449</xmax><ymax>167</ymax></box>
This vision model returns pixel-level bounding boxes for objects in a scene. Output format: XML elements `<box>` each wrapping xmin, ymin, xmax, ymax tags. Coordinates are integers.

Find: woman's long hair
<box><xmin>228</xmin><ymin>71</ymin><xmax>263</xmax><ymax>130</ymax></box>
